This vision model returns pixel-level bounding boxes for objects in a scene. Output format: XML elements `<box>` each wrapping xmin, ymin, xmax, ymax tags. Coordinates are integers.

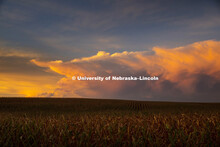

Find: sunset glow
<box><xmin>28</xmin><ymin>40</ymin><xmax>220</xmax><ymax>101</ymax></box>
<box><xmin>0</xmin><ymin>0</ymin><xmax>220</xmax><ymax>101</ymax></box>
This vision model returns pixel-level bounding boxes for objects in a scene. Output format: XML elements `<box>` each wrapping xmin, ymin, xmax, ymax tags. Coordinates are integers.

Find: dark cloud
<box><xmin>192</xmin><ymin>74</ymin><xmax>220</xmax><ymax>101</ymax></box>
<box><xmin>1</xmin><ymin>0</ymin><xmax>220</xmax><ymax>60</ymax></box>
<box><xmin>0</xmin><ymin>56</ymin><xmax>59</xmax><ymax>76</ymax></box>
<box><xmin>0</xmin><ymin>0</ymin><xmax>5</xmax><ymax>8</ymax></box>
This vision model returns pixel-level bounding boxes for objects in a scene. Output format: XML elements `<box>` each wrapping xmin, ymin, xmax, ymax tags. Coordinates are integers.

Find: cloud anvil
<box><xmin>31</xmin><ymin>40</ymin><xmax>220</xmax><ymax>102</ymax></box>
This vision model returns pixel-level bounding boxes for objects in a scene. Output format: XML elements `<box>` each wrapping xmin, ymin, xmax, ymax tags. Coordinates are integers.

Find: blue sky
<box><xmin>0</xmin><ymin>0</ymin><xmax>220</xmax><ymax>60</ymax></box>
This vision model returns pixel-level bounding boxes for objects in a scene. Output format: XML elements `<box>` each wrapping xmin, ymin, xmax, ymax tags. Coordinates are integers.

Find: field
<box><xmin>0</xmin><ymin>98</ymin><xmax>220</xmax><ymax>146</ymax></box>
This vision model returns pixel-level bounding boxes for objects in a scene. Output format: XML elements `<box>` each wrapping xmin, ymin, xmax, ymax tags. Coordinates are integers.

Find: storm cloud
<box><xmin>31</xmin><ymin>40</ymin><xmax>220</xmax><ymax>102</ymax></box>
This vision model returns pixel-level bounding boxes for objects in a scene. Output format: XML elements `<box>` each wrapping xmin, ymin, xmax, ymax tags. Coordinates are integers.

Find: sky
<box><xmin>0</xmin><ymin>0</ymin><xmax>220</xmax><ymax>102</ymax></box>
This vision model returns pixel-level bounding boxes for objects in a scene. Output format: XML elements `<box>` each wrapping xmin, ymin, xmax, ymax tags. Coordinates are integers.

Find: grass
<box><xmin>0</xmin><ymin>98</ymin><xmax>220</xmax><ymax>146</ymax></box>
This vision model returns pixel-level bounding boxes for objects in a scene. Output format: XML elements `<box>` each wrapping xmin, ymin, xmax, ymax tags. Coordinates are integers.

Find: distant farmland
<box><xmin>0</xmin><ymin>98</ymin><xmax>220</xmax><ymax>146</ymax></box>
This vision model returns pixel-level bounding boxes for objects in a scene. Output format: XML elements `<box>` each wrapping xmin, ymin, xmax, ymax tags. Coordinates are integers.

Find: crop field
<box><xmin>0</xmin><ymin>98</ymin><xmax>220</xmax><ymax>146</ymax></box>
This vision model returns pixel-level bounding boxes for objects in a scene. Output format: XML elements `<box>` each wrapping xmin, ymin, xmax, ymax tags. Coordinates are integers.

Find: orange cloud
<box><xmin>31</xmin><ymin>40</ymin><xmax>220</xmax><ymax>101</ymax></box>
